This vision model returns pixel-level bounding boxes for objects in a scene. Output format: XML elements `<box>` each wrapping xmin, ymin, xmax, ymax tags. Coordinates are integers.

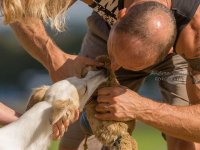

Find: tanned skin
<box><xmin>95</xmin><ymin>0</ymin><xmax>200</xmax><ymax>150</ymax></box>
<box><xmin>9</xmin><ymin>0</ymin><xmax>200</xmax><ymax>150</ymax></box>
<box><xmin>0</xmin><ymin>102</ymin><xmax>20</xmax><ymax>125</ymax></box>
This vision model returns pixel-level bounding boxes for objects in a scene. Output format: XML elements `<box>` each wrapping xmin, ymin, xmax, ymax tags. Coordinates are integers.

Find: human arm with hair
<box><xmin>9</xmin><ymin>0</ymin><xmax>98</xmax><ymax>140</ymax></box>
<box><xmin>9</xmin><ymin>0</ymin><xmax>97</xmax><ymax>82</ymax></box>
<box><xmin>174</xmin><ymin>9</ymin><xmax>200</xmax><ymax>104</ymax></box>
<box><xmin>94</xmin><ymin>8</ymin><xmax>200</xmax><ymax>142</ymax></box>
<box><xmin>95</xmin><ymin>86</ymin><xmax>200</xmax><ymax>143</ymax></box>
<box><xmin>10</xmin><ymin>19</ymin><xmax>100</xmax><ymax>82</ymax></box>
<box><xmin>10</xmin><ymin>20</ymin><xmax>98</xmax><ymax>139</ymax></box>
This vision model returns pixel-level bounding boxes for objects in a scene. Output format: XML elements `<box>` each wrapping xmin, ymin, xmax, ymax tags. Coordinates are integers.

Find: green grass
<box><xmin>49</xmin><ymin>121</ymin><xmax>167</xmax><ymax>150</ymax></box>
<box><xmin>133</xmin><ymin>122</ymin><xmax>167</xmax><ymax>150</ymax></box>
<box><xmin>49</xmin><ymin>141</ymin><xmax>59</xmax><ymax>150</ymax></box>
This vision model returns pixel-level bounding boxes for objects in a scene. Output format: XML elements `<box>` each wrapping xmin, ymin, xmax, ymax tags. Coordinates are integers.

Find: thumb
<box><xmin>85</xmin><ymin>58</ymin><xmax>104</xmax><ymax>67</ymax></box>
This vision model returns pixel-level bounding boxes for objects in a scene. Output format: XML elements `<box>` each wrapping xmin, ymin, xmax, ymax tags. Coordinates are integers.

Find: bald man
<box><xmin>10</xmin><ymin>0</ymin><xmax>200</xmax><ymax>150</ymax></box>
<box><xmin>79</xmin><ymin>1</ymin><xmax>200</xmax><ymax>150</ymax></box>
<box><xmin>92</xmin><ymin>1</ymin><xmax>200</xmax><ymax>150</ymax></box>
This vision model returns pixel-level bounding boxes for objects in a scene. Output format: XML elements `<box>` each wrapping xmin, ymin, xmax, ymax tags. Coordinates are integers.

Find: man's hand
<box><xmin>95</xmin><ymin>86</ymin><xmax>142</xmax><ymax>121</ymax></box>
<box><xmin>0</xmin><ymin>102</ymin><xmax>21</xmax><ymax>125</ymax></box>
<box><xmin>52</xmin><ymin>109</ymin><xmax>79</xmax><ymax>140</ymax></box>
<box><xmin>48</xmin><ymin>51</ymin><xmax>103</xmax><ymax>82</ymax></box>
<box><xmin>10</xmin><ymin>21</ymin><xmax>102</xmax><ymax>82</ymax></box>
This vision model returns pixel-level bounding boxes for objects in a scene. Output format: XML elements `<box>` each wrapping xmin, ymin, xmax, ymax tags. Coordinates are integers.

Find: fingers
<box><xmin>54</xmin><ymin>119</ymin><xmax>65</xmax><ymax>140</ymax></box>
<box><xmin>52</xmin><ymin>125</ymin><xmax>59</xmax><ymax>140</ymax></box>
<box><xmin>96</xmin><ymin>103</ymin><xmax>114</xmax><ymax>113</ymax></box>
<box><xmin>73</xmin><ymin>109</ymin><xmax>80</xmax><ymax>122</ymax></box>
<box><xmin>98</xmin><ymin>87</ymin><xmax>113</xmax><ymax>96</ymax></box>
<box><xmin>98</xmin><ymin>86</ymin><xmax>126</xmax><ymax>96</ymax></box>
<box><xmin>88</xmin><ymin>59</ymin><xmax>104</xmax><ymax>66</ymax></box>
<box><xmin>83</xmin><ymin>57</ymin><xmax>104</xmax><ymax>67</ymax></box>
<box><xmin>97</xmin><ymin>95</ymin><xmax>111</xmax><ymax>103</ymax></box>
<box><xmin>62</xmin><ymin>115</ymin><xmax>69</xmax><ymax>129</ymax></box>
<box><xmin>52</xmin><ymin>118</ymin><xmax>68</xmax><ymax>140</ymax></box>
<box><xmin>51</xmin><ymin>109</ymin><xmax>80</xmax><ymax>140</ymax></box>
<box><xmin>97</xmin><ymin>87</ymin><xmax>126</xmax><ymax>104</ymax></box>
<box><xmin>95</xmin><ymin>61</ymin><xmax>104</xmax><ymax>67</ymax></box>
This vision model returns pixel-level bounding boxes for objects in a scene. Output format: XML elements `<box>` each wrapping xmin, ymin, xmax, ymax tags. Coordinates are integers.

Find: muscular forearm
<box><xmin>10</xmin><ymin>20</ymin><xmax>66</xmax><ymax>71</ymax></box>
<box><xmin>0</xmin><ymin>102</ymin><xmax>20</xmax><ymax>125</ymax></box>
<box><xmin>135</xmin><ymin>96</ymin><xmax>200</xmax><ymax>142</ymax></box>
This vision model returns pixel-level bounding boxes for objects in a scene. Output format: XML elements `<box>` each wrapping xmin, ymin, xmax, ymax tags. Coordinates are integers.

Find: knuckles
<box><xmin>110</xmin><ymin>86</ymin><xmax>127</xmax><ymax>96</ymax></box>
<box><xmin>111</xmin><ymin>105</ymin><xmax>118</xmax><ymax>113</ymax></box>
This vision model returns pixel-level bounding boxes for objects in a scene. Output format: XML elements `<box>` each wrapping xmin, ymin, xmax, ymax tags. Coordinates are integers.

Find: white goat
<box><xmin>0</xmin><ymin>70</ymin><xmax>107</xmax><ymax>150</ymax></box>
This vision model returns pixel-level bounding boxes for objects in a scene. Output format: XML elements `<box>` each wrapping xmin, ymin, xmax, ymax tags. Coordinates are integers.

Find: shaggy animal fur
<box><xmin>85</xmin><ymin>56</ymin><xmax>138</xmax><ymax>150</ymax></box>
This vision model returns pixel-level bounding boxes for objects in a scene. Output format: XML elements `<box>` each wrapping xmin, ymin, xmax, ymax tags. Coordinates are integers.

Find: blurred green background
<box><xmin>0</xmin><ymin>1</ymin><xmax>166</xmax><ymax>150</ymax></box>
<box><xmin>48</xmin><ymin>121</ymin><xmax>167</xmax><ymax>150</ymax></box>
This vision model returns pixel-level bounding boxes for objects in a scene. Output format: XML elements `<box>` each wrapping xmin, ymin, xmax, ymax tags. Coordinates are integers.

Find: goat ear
<box><xmin>50</xmin><ymin>100</ymin><xmax>76</xmax><ymax>125</ymax></box>
<box><xmin>26</xmin><ymin>85</ymin><xmax>49</xmax><ymax>111</ymax></box>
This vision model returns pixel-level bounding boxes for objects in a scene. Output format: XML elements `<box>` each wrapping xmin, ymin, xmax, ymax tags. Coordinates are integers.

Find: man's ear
<box><xmin>117</xmin><ymin>8</ymin><xmax>127</xmax><ymax>20</ymax></box>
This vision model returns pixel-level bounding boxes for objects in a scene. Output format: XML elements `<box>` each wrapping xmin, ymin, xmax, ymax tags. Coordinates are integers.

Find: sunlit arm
<box><xmin>10</xmin><ymin>20</ymin><xmax>65</xmax><ymax>73</ymax></box>
<box><xmin>135</xmin><ymin>96</ymin><xmax>200</xmax><ymax>143</ymax></box>
<box><xmin>95</xmin><ymin>87</ymin><xmax>200</xmax><ymax>143</ymax></box>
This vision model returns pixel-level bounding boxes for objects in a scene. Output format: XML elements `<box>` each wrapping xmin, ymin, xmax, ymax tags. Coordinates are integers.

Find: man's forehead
<box><xmin>109</xmin><ymin>31</ymin><xmax>142</xmax><ymax>52</ymax></box>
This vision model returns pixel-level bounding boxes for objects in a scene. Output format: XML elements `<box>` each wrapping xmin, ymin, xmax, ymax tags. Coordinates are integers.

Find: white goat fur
<box><xmin>0</xmin><ymin>70</ymin><xmax>107</xmax><ymax>150</ymax></box>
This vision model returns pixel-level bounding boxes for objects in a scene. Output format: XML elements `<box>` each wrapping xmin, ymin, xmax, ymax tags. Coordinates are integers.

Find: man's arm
<box><xmin>10</xmin><ymin>20</ymin><xmax>61</xmax><ymax>70</ymax></box>
<box><xmin>95</xmin><ymin>86</ymin><xmax>200</xmax><ymax>142</ymax></box>
<box><xmin>95</xmin><ymin>10</ymin><xmax>200</xmax><ymax>142</ymax></box>
<box><xmin>174</xmin><ymin>6</ymin><xmax>200</xmax><ymax>104</ymax></box>
<box><xmin>136</xmin><ymin>10</ymin><xmax>200</xmax><ymax>143</ymax></box>
<box><xmin>10</xmin><ymin>20</ymin><xmax>69</xmax><ymax>81</ymax></box>
<box><xmin>10</xmin><ymin>0</ymin><xmax>97</xmax><ymax>82</ymax></box>
<box><xmin>10</xmin><ymin>19</ymin><xmax>101</xmax><ymax>82</ymax></box>
<box><xmin>10</xmin><ymin>5</ymin><xmax>101</xmax><ymax>139</ymax></box>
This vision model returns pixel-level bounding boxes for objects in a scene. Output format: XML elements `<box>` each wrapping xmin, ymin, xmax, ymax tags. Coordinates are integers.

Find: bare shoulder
<box><xmin>176</xmin><ymin>5</ymin><xmax>200</xmax><ymax>59</ymax></box>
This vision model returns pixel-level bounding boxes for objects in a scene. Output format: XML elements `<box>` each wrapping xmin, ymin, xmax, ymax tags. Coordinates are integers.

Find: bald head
<box><xmin>108</xmin><ymin>1</ymin><xmax>176</xmax><ymax>71</ymax></box>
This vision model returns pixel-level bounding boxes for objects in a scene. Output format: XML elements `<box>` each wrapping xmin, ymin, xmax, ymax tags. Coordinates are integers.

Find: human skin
<box><xmin>10</xmin><ymin>19</ymin><xmax>101</xmax><ymax>140</ymax></box>
<box><xmin>10</xmin><ymin>19</ymin><xmax>100</xmax><ymax>140</ymax></box>
<box><xmin>95</xmin><ymin>0</ymin><xmax>200</xmax><ymax>148</ymax></box>
<box><xmin>0</xmin><ymin>102</ymin><xmax>21</xmax><ymax>125</ymax></box>
<box><xmin>9</xmin><ymin>0</ymin><xmax>200</xmax><ymax>149</ymax></box>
